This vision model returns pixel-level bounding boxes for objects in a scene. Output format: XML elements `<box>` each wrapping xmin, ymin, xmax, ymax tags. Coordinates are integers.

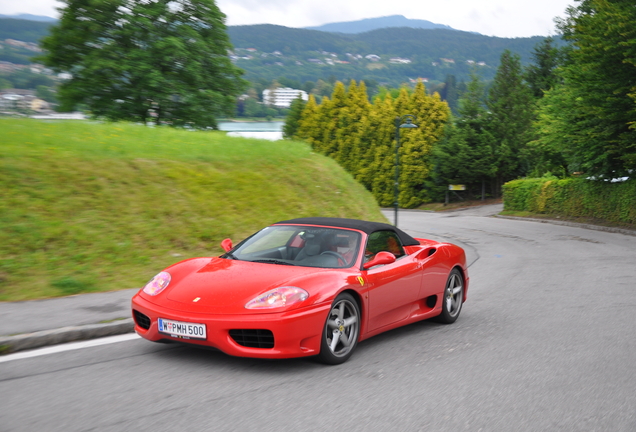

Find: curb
<box><xmin>0</xmin><ymin>318</ymin><xmax>134</xmax><ymax>354</ymax></box>
<box><xmin>494</xmin><ymin>215</ymin><xmax>636</xmax><ymax>237</ymax></box>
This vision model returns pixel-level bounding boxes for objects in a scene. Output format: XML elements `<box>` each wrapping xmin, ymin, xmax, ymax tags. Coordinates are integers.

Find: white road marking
<box><xmin>0</xmin><ymin>333</ymin><xmax>141</xmax><ymax>363</ymax></box>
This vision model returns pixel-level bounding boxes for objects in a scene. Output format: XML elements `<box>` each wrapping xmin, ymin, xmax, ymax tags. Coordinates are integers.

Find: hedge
<box><xmin>502</xmin><ymin>177</ymin><xmax>636</xmax><ymax>224</ymax></box>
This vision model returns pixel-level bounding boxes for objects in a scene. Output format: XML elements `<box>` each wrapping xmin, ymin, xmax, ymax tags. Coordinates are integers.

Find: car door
<box><xmin>364</xmin><ymin>231</ymin><xmax>423</xmax><ymax>332</ymax></box>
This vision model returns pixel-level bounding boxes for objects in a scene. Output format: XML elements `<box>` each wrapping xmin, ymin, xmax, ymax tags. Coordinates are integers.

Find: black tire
<box><xmin>434</xmin><ymin>268</ymin><xmax>464</xmax><ymax>324</ymax></box>
<box><xmin>317</xmin><ymin>292</ymin><xmax>360</xmax><ymax>365</ymax></box>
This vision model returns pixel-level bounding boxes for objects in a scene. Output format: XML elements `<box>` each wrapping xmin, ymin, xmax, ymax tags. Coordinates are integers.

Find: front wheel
<box><xmin>317</xmin><ymin>293</ymin><xmax>360</xmax><ymax>365</ymax></box>
<box><xmin>434</xmin><ymin>268</ymin><xmax>464</xmax><ymax>324</ymax></box>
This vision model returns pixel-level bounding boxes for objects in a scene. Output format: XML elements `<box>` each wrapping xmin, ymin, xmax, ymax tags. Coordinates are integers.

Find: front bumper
<box><xmin>131</xmin><ymin>293</ymin><xmax>330</xmax><ymax>359</ymax></box>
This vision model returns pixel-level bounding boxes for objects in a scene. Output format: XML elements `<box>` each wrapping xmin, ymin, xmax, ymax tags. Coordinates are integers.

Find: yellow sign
<box><xmin>448</xmin><ymin>184</ymin><xmax>466</xmax><ymax>191</ymax></box>
<box><xmin>357</xmin><ymin>276</ymin><xmax>365</xmax><ymax>286</ymax></box>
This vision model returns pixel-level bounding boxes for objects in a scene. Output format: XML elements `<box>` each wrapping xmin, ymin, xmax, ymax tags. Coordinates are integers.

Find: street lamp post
<box><xmin>394</xmin><ymin>114</ymin><xmax>418</xmax><ymax>227</ymax></box>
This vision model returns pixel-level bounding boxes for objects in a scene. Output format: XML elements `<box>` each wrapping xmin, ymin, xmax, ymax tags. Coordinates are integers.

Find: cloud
<box><xmin>2</xmin><ymin>0</ymin><xmax>575</xmax><ymax>38</ymax></box>
<box><xmin>217</xmin><ymin>0</ymin><xmax>358</xmax><ymax>28</ymax></box>
<box><xmin>0</xmin><ymin>0</ymin><xmax>62</xmax><ymax>17</ymax></box>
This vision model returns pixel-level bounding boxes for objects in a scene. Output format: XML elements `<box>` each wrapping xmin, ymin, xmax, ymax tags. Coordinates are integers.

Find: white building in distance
<box><xmin>263</xmin><ymin>87</ymin><xmax>308</xmax><ymax>108</ymax></box>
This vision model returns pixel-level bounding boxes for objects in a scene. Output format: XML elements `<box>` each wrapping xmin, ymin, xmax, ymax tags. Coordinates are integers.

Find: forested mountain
<box><xmin>227</xmin><ymin>24</ymin><xmax>557</xmax><ymax>87</ymax></box>
<box><xmin>227</xmin><ymin>25</ymin><xmax>546</xmax><ymax>63</ymax></box>
<box><xmin>1</xmin><ymin>16</ymin><xmax>559</xmax><ymax>96</ymax></box>
<box><xmin>228</xmin><ymin>25</ymin><xmax>356</xmax><ymax>55</ymax></box>
<box><xmin>0</xmin><ymin>14</ymin><xmax>57</xmax><ymax>22</ymax></box>
<box><xmin>0</xmin><ymin>18</ymin><xmax>53</xmax><ymax>43</ymax></box>
<box><xmin>304</xmin><ymin>15</ymin><xmax>455</xmax><ymax>33</ymax></box>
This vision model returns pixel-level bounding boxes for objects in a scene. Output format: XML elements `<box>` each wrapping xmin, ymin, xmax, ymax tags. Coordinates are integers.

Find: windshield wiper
<box><xmin>222</xmin><ymin>252</ymin><xmax>238</xmax><ymax>260</ymax></box>
<box><xmin>250</xmin><ymin>259</ymin><xmax>296</xmax><ymax>266</ymax></box>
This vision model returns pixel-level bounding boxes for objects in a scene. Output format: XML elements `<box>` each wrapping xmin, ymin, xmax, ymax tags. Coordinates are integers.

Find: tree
<box><xmin>39</xmin><ymin>0</ymin><xmax>246</xmax><ymax>129</ymax></box>
<box><xmin>525</xmin><ymin>37</ymin><xmax>563</xmax><ymax>99</ymax></box>
<box><xmin>242</xmin><ymin>97</ymin><xmax>265</xmax><ymax>118</ymax></box>
<box><xmin>439</xmin><ymin>74</ymin><xmax>459</xmax><ymax>114</ymax></box>
<box><xmin>366</xmin><ymin>96</ymin><xmax>398</xmax><ymax>207</ymax></box>
<box><xmin>334</xmin><ymin>80</ymin><xmax>370</xmax><ymax>172</ymax></box>
<box><xmin>282</xmin><ymin>95</ymin><xmax>306</xmax><ymax>139</ymax></box>
<box><xmin>296</xmin><ymin>94</ymin><xmax>322</xmax><ymax>148</ymax></box>
<box><xmin>36</xmin><ymin>85</ymin><xmax>58</xmax><ymax>104</ymax></box>
<box><xmin>395</xmin><ymin>81</ymin><xmax>450</xmax><ymax>206</ymax></box>
<box><xmin>553</xmin><ymin>0</ymin><xmax>636</xmax><ymax>177</ymax></box>
<box><xmin>295</xmin><ymin>81</ymin><xmax>450</xmax><ymax>207</ymax></box>
<box><xmin>527</xmin><ymin>83</ymin><xmax>578</xmax><ymax>177</ymax></box>
<box><xmin>317</xmin><ymin>81</ymin><xmax>347</xmax><ymax>155</ymax></box>
<box><xmin>434</xmin><ymin>71</ymin><xmax>495</xmax><ymax>199</ymax></box>
<box><xmin>487</xmin><ymin>50</ymin><xmax>534</xmax><ymax>194</ymax></box>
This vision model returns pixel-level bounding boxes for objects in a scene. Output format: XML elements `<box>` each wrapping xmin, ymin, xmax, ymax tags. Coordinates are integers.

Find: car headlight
<box><xmin>245</xmin><ymin>287</ymin><xmax>309</xmax><ymax>309</ymax></box>
<box><xmin>143</xmin><ymin>271</ymin><xmax>171</xmax><ymax>296</ymax></box>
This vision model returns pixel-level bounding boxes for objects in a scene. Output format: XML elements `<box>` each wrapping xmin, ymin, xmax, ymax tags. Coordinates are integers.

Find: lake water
<box><xmin>218</xmin><ymin>121</ymin><xmax>283</xmax><ymax>141</ymax></box>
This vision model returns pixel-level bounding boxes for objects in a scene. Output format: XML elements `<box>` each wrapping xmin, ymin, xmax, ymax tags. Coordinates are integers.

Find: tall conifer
<box><xmin>370</xmin><ymin>97</ymin><xmax>399</xmax><ymax>207</ymax></box>
<box><xmin>487</xmin><ymin>50</ymin><xmax>534</xmax><ymax>194</ymax></box>
<box><xmin>398</xmin><ymin>82</ymin><xmax>450</xmax><ymax>206</ymax></box>
<box><xmin>297</xmin><ymin>94</ymin><xmax>321</xmax><ymax>149</ymax></box>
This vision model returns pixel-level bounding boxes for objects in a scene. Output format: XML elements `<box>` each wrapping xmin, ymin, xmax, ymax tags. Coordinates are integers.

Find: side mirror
<box><xmin>221</xmin><ymin>238</ymin><xmax>233</xmax><ymax>252</ymax></box>
<box><xmin>363</xmin><ymin>251</ymin><xmax>396</xmax><ymax>270</ymax></box>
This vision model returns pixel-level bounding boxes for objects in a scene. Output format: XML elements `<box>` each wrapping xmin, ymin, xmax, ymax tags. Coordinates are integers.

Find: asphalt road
<box><xmin>2</xmin><ymin>206</ymin><xmax>635</xmax><ymax>431</ymax></box>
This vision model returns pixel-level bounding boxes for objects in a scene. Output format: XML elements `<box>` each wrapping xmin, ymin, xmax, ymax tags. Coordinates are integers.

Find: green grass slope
<box><xmin>0</xmin><ymin>119</ymin><xmax>386</xmax><ymax>301</ymax></box>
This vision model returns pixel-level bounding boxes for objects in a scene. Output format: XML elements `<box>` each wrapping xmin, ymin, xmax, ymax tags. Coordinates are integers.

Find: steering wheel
<box><xmin>320</xmin><ymin>250</ymin><xmax>346</xmax><ymax>265</ymax></box>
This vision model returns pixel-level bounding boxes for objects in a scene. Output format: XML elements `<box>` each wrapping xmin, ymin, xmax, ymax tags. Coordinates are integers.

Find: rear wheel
<box><xmin>317</xmin><ymin>293</ymin><xmax>360</xmax><ymax>365</ymax></box>
<box><xmin>435</xmin><ymin>268</ymin><xmax>464</xmax><ymax>324</ymax></box>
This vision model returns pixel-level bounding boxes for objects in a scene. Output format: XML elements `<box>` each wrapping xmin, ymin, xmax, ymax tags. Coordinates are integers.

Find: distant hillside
<box><xmin>0</xmin><ymin>18</ymin><xmax>53</xmax><ymax>42</ymax></box>
<box><xmin>304</xmin><ymin>15</ymin><xmax>455</xmax><ymax>34</ymax></box>
<box><xmin>227</xmin><ymin>24</ymin><xmax>556</xmax><ymax>86</ymax></box>
<box><xmin>0</xmin><ymin>14</ymin><xmax>57</xmax><ymax>22</ymax></box>
<box><xmin>228</xmin><ymin>25</ymin><xmax>548</xmax><ymax>64</ymax></box>
<box><xmin>0</xmin><ymin>16</ymin><xmax>561</xmax><ymax>92</ymax></box>
<box><xmin>228</xmin><ymin>25</ymin><xmax>355</xmax><ymax>54</ymax></box>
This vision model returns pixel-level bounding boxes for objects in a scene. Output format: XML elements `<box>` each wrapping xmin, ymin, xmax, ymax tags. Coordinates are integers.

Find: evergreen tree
<box><xmin>282</xmin><ymin>95</ymin><xmax>306</xmax><ymax>139</ymax></box>
<box><xmin>335</xmin><ymin>80</ymin><xmax>370</xmax><ymax>172</ymax></box>
<box><xmin>354</xmin><ymin>95</ymin><xmax>392</xmax><ymax>195</ymax></box>
<box><xmin>434</xmin><ymin>71</ymin><xmax>495</xmax><ymax>199</ymax></box>
<box><xmin>40</xmin><ymin>0</ymin><xmax>246</xmax><ymax>129</ymax></box>
<box><xmin>523</xmin><ymin>37</ymin><xmax>566</xmax><ymax>176</ymax></box>
<box><xmin>487</xmin><ymin>50</ymin><xmax>534</xmax><ymax>194</ymax></box>
<box><xmin>319</xmin><ymin>82</ymin><xmax>347</xmax><ymax>155</ymax></box>
<box><xmin>440</xmin><ymin>75</ymin><xmax>459</xmax><ymax>114</ymax></box>
<box><xmin>525</xmin><ymin>37</ymin><xmax>563</xmax><ymax>99</ymax></box>
<box><xmin>398</xmin><ymin>81</ymin><xmax>450</xmax><ymax>206</ymax></box>
<box><xmin>296</xmin><ymin>94</ymin><xmax>321</xmax><ymax>149</ymax></box>
<box><xmin>369</xmin><ymin>97</ymin><xmax>399</xmax><ymax>207</ymax></box>
<box><xmin>295</xmin><ymin>81</ymin><xmax>450</xmax><ymax>207</ymax></box>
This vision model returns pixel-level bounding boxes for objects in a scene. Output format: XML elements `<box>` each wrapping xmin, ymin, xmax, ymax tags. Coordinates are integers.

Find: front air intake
<box><xmin>133</xmin><ymin>310</ymin><xmax>151</xmax><ymax>330</ymax></box>
<box><xmin>229</xmin><ymin>329</ymin><xmax>274</xmax><ymax>348</ymax></box>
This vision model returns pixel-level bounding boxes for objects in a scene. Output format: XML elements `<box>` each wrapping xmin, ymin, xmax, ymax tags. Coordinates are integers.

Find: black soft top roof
<box><xmin>274</xmin><ymin>217</ymin><xmax>420</xmax><ymax>246</ymax></box>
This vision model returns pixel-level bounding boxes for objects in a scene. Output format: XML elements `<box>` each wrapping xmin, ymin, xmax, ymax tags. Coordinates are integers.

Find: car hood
<box><xmin>141</xmin><ymin>257</ymin><xmax>346</xmax><ymax>314</ymax></box>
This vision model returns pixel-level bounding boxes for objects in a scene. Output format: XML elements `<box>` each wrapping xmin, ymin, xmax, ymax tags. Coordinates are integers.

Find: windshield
<box><xmin>224</xmin><ymin>225</ymin><xmax>361</xmax><ymax>268</ymax></box>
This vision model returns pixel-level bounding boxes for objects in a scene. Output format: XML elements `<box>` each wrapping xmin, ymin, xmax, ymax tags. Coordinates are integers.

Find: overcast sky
<box><xmin>1</xmin><ymin>0</ymin><xmax>575</xmax><ymax>38</ymax></box>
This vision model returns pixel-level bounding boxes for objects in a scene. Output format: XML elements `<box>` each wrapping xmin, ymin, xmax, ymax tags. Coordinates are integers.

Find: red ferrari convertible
<box><xmin>132</xmin><ymin>217</ymin><xmax>468</xmax><ymax>364</ymax></box>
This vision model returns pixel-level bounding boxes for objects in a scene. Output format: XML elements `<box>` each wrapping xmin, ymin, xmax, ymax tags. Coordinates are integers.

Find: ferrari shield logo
<box><xmin>357</xmin><ymin>276</ymin><xmax>365</xmax><ymax>286</ymax></box>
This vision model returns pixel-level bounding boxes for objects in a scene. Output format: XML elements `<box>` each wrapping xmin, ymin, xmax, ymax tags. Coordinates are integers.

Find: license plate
<box><xmin>158</xmin><ymin>318</ymin><xmax>206</xmax><ymax>340</ymax></box>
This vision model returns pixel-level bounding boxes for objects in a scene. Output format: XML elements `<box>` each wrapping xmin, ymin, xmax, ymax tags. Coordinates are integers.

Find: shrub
<box><xmin>503</xmin><ymin>177</ymin><xmax>636</xmax><ymax>224</ymax></box>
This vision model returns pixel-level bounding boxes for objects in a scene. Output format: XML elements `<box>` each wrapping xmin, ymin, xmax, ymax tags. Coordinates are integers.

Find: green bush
<box><xmin>503</xmin><ymin>177</ymin><xmax>636</xmax><ymax>224</ymax></box>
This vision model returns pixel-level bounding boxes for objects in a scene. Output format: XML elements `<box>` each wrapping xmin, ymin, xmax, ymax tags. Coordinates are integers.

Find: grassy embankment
<box><xmin>0</xmin><ymin>119</ymin><xmax>386</xmax><ymax>301</ymax></box>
